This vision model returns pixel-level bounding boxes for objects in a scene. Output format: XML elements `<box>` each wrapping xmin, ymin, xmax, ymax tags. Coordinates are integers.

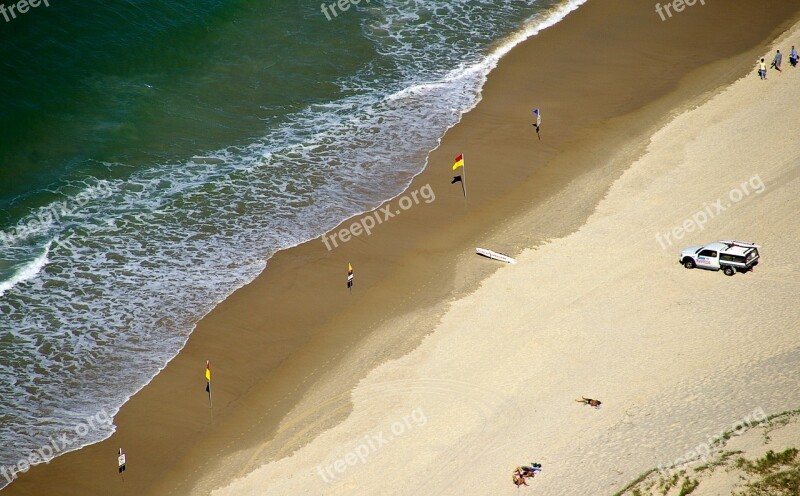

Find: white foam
<box><xmin>0</xmin><ymin>242</ymin><xmax>50</xmax><ymax>298</ymax></box>
<box><xmin>0</xmin><ymin>0</ymin><xmax>589</xmax><ymax>484</ymax></box>
<box><xmin>383</xmin><ymin>0</ymin><xmax>588</xmax><ymax>108</ymax></box>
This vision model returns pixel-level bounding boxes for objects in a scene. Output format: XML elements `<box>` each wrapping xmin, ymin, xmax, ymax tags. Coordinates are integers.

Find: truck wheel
<box><xmin>683</xmin><ymin>259</ymin><xmax>696</xmax><ymax>269</ymax></box>
<box><xmin>723</xmin><ymin>266</ymin><xmax>735</xmax><ymax>277</ymax></box>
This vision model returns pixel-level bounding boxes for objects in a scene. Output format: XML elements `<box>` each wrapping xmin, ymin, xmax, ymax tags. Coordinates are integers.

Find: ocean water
<box><xmin>0</xmin><ymin>0</ymin><xmax>585</xmax><ymax>483</ymax></box>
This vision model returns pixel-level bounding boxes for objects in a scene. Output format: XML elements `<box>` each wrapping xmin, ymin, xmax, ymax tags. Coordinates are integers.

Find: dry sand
<box><xmin>4</xmin><ymin>1</ymin><xmax>800</xmax><ymax>495</ymax></box>
<box><xmin>211</xmin><ymin>20</ymin><xmax>800</xmax><ymax>496</ymax></box>
<box><xmin>618</xmin><ymin>409</ymin><xmax>800</xmax><ymax>495</ymax></box>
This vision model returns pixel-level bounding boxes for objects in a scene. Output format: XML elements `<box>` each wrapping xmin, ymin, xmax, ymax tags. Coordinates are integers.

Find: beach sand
<box><xmin>208</xmin><ymin>16</ymin><xmax>800</xmax><ymax>495</ymax></box>
<box><xmin>4</xmin><ymin>0</ymin><xmax>800</xmax><ymax>495</ymax></box>
<box><xmin>616</xmin><ymin>408</ymin><xmax>800</xmax><ymax>495</ymax></box>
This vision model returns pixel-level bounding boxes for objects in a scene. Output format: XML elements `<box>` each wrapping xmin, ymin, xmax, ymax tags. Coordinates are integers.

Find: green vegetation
<box><xmin>659</xmin><ymin>472</ymin><xmax>682</xmax><ymax>494</ymax></box>
<box><xmin>695</xmin><ymin>450</ymin><xmax>743</xmax><ymax>473</ymax></box>
<box><xmin>612</xmin><ymin>469</ymin><xmax>656</xmax><ymax>496</ymax></box>
<box><xmin>733</xmin><ymin>448</ymin><xmax>800</xmax><ymax>496</ymax></box>
<box><xmin>677</xmin><ymin>477</ymin><xmax>699</xmax><ymax>496</ymax></box>
<box><xmin>613</xmin><ymin>408</ymin><xmax>800</xmax><ymax>496</ymax></box>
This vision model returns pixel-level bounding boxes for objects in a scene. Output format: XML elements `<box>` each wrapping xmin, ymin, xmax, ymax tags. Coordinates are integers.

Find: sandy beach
<box><xmin>208</xmin><ymin>15</ymin><xmax>800</xmax><ymax>495</ymax></box>
<box><xmin>5</xmin><ymin>0</ymin><xmax>800</xmax><ymax>495</ymax></box>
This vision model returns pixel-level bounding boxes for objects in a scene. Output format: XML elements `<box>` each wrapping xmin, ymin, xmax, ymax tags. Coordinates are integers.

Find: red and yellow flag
<box><xmin>452</xmin><ymin>154</ymin><xmax>464</xmax><ymax>171</ymax></box>
<box><xmin>205</xmin><ymin>360</ymin><xmax>211</xmax><ymax>382</ymax></box>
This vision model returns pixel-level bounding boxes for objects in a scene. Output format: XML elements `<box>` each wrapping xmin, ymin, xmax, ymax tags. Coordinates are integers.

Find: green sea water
<box><xmin>1</xmin><ymin>0</ymin><xmax>374</xmax><ymax>216</ymax></box>
<box><xmin>0</xmin><ymin>0</ymin><xmax>581</xmax><ymax>483</ymax></box>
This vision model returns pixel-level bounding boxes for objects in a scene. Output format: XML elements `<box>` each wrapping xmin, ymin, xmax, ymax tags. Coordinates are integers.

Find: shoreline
<box><xmin>213</xmin><ymin>13</ymin><xmax>800</xmax><ymax>494</ymax></box>
<box><xmin>5</xmin><ymin>0</ymin><xmax>800</xmax><ymax>494</ymax></box>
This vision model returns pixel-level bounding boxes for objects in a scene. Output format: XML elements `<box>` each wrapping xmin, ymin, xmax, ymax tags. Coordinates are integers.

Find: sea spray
<box><xmin>0</xmin><ymin>0</ymin><xmax>585</xmax><ymax>484</ymax></box>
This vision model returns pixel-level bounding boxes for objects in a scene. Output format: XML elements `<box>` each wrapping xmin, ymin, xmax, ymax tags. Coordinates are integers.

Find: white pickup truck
<box><xmin>679</xmin><ymin>240</ymin><xmax>760</xmax><ymax>276</ymax></box>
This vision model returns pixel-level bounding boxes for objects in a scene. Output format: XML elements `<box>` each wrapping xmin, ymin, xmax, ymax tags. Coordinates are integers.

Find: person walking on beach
<box><xmin>790</xmin><ymin>46</ymin><xmax>798</xmax><ymax>67</ymax></box>
<box><xmin>759</xmin><ymin>58</ymin><xmax>768</xmax><ymax>80</ymax></box>
<box><xmin>532</xmin><ymin>108</ymin><xmax>542</xmax><ymax>140</ymax></box>
<box><xmin>772</xmin><ymin>50</ymin><xmax>783</xmax><ymax>72</ymax></box>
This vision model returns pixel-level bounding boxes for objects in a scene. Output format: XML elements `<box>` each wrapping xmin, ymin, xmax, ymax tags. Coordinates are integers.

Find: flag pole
<box><xmin>461</xmin><ymin>153</ymin><xmax>467</xmax><ymax>203</ymax></box>
<box><xmin>347</xmin><ymin>263</ymin><xmax>353</xmax><ymax>294</ymax></box>
<box><xmin>205</xmin><ymin>360</ymin><xmax>213</xmax><ymax>418</ymax></box>
<box><xmin>461</xmin><ymin>155</ymin><xmax>467</xmax><ymax>198</ymax></box>
<box><xmin>452</xmin><ymin>154</ymin><xmax>467</xmax><ymax>202</ymax></box>
<box><xmin>117</xmin><ymin>448</ymin><xmax>126</xmax><ymax>483</ymax></box>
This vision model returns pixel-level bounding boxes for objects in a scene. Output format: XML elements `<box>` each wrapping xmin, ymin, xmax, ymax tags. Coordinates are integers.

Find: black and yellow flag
<box><xmin>205</xmin><ymin>360</ymin><xmax>211</xmax><ymax>393</ymax></box>
<box><xmin>347</xmin><ymin>263</ymin><xmax>354</xmax><ymax>291</ymax></box>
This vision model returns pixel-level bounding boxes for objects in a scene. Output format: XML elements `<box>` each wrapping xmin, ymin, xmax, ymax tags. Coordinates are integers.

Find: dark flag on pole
<box><xmin>451</xmin><ymin>175</ymin><xmax>465</xmax><ymax>198</ymax></box>
<box><xmin>347</xmin><ymin>263</ymin><xmax>354</xmax><ymax>292</ymax></box>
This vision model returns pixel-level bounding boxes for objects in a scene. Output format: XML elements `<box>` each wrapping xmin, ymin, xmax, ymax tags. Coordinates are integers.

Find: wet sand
<box><xmin>213</xmin><ymin>15</ymin><xmax>800</xmax><ymax>495</ymax></box>
<box><xmin>4</xmin><ymin>0</ymin><xmax>800</xmax><ymax>494</ymax></box>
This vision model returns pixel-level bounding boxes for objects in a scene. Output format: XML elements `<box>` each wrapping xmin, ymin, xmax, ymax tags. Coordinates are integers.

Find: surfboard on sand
<box><xmin>476</xmin><ymin>247</ymin><xmax>516</xmax><ymax>264</ymax></box>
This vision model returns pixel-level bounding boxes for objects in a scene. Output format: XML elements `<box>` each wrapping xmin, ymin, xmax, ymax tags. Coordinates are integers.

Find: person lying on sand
<box><xmin>518</xmin><ymin>463</ymin><xmax>542</xmax><ymax>477</ymax></box>
<box><xmin>513</xmin><ymin>462</ymin><xmax>542</xmax><ymax>482</ymax></box>
<box><xmin>576</xmin><ymin>397</ymin><xmax>602</xmax><ymax>408</ymax></box>
<box><xmin>524</xmin><ymin>462</ymin><xmax>542</xmax><ymax>475</ymax></box>
<box><xmin>512</xmin><ymin>469</ymin><xmax>529</xmax><ymax>487</ymax></box>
